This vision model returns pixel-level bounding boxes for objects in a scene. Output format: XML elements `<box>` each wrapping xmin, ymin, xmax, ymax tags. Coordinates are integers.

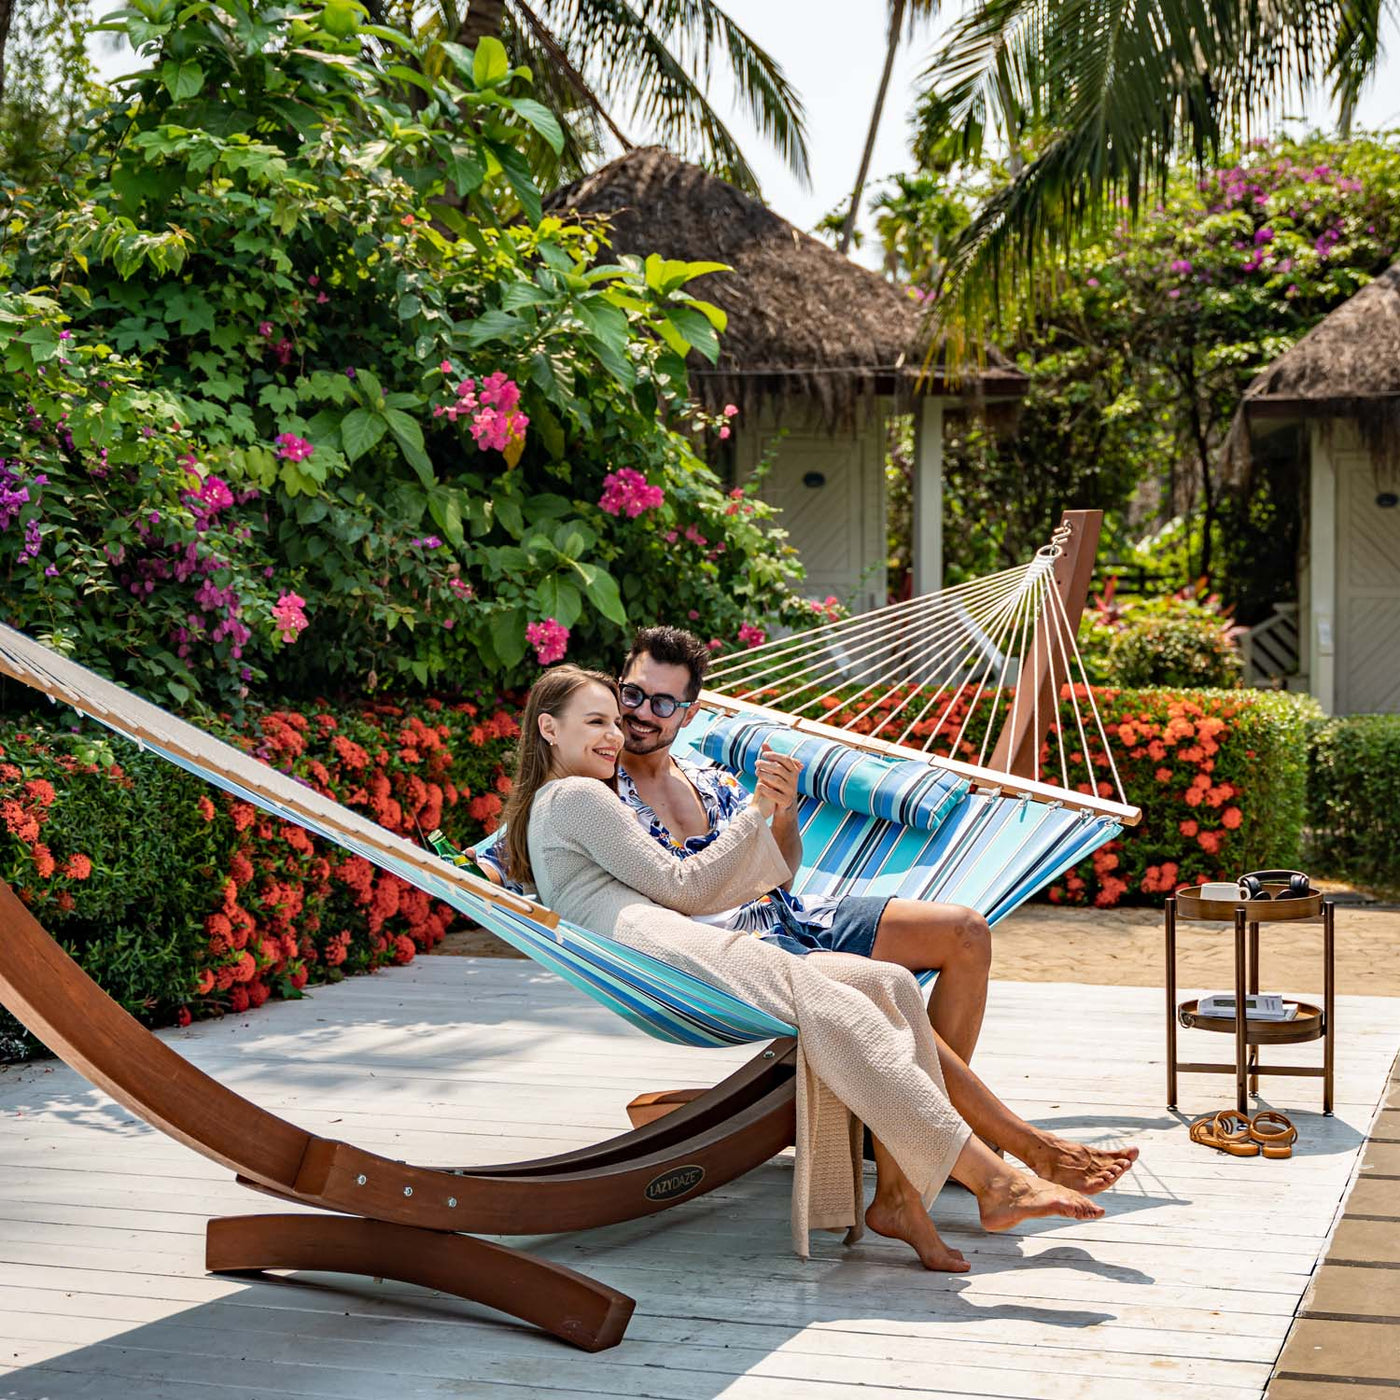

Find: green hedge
<box><xmin>1308</xmin><ymin>714</ymin><xmax>1400</xmax><ymax>892</ymax></box>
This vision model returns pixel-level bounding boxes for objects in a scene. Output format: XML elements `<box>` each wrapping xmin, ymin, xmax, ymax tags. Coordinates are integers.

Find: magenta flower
<box><xmin>272</xmin><ymin>590</ymin><xmax>310</xmax><ymax>644</ymax></box>
<box><xmin>598</xmin><ymin>468</ymin><xmax>664</xmax><ymax>518</ymax></box>
<box><xmin>737</xmin><ymin>622</ymin><xmax>765</xmax><ymax>649</ymax></box>
<box><xmin>525</xmin><ymin>618</ymin><xmax>569</xmax><ymax>666</ymax></box>
<box><xmin>258</xmin><ymin>321</ymin><xmax>274</xmax><ymax>337</ymax></box>
<box><xmin>436</xmin><ymin>371</ymin><xmax>529</xmax><ymax>454</ymax></box>
<box><xmin>275</xmin><ymin>433</ymin><xmax>314</xmax><ymax>463</ymax></box>
<box><xmin>722</xmin><ymin>404</ymin><xmax>739</xmax><ymax>418</ymax></box>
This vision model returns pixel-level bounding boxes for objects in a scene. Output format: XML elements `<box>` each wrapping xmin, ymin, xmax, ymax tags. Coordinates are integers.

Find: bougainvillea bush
<box><xmin>0</xmin><ymin>695</ymin><xmax>519</xmax><ymax>1059</ymax></box>
<box><xmin>1</xmin><ymin>0</ymin><xmax>811</xmax><ymax>713</ymax></box>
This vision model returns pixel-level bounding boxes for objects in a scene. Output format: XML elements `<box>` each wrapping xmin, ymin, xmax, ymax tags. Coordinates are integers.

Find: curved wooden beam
<box><xmin>207</xmin><ymin>1214</ymin><xmax>634</xmax><ymax>1352</ymax></box>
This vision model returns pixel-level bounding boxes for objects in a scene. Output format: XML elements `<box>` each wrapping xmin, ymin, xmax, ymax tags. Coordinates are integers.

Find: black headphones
<box><xmin>1238</xmin><ymin>869</ymin><xmax>1311</xmax><ymax>901</ymax></box>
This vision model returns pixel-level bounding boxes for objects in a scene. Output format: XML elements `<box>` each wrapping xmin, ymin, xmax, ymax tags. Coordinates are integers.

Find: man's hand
<box><xmin>754</xmin><ymin>744</ymin><xmax>801</xmax><ymax>815</ymax></box>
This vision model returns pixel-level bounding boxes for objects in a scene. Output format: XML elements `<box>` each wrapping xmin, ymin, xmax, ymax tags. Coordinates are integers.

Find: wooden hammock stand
<box><xmin>0</xmin><ymin>510</ymin><xmax>1109</xmax><ymax>1353</ymax></box>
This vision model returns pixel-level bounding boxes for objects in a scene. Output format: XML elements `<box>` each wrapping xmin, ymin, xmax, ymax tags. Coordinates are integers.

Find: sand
<box><xmin>436</xmin><ymin>902</ymin><xmax>1400</xmax><ymax>998</ymax></box>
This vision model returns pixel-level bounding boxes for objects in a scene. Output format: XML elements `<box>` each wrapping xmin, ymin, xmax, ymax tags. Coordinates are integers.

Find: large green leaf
<box><xmin>489</xmin><ymin>606</ymin><xmax>529</xmax><ymax>668</ymax></box>
<box><xmin>473</xmin><ymin>35</ymin><xmax>509</xmax><ymax>88</ymax></box>
<box><xmin>574</xmin><ymin>563</ymin><xmax>626</xmax><ymax>626</ymax></box>
<box><xmin>383</xmin><ymin>407</ymin><xmax>433</xmax><ymax>487</ymax></box>
<box><xmin>339</xmin><ymin>407</ymin><xmax>387</xmax><ymax>463</ymax></box>
<box><xmin>159</xmin><ymin>59</ymin><xmax>205</xmax><ymax>101</ymax></box>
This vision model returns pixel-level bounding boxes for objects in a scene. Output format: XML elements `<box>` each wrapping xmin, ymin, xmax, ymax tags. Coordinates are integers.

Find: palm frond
<box><xmin>921</xmin><ymin>0</ymin><xmax>1358</xmax><ymax>356</ymax></box>
<box><xmin>535</xmin><ymin>0</ymin><xmax>810</xmax><ymax>192</ymax></box>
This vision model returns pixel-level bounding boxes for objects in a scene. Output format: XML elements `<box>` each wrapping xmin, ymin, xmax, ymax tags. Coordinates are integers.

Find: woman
<box><xmin>504</xmin><ymin>665</ymin><xmax>1137</xmax><ymax>1271</ymax></box>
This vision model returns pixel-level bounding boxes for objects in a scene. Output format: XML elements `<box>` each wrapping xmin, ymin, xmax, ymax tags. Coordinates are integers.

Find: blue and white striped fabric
<box><xmin>697</xmin><ymin>715</ymin><xmax>969</xmax><ymax>834</ymax></box>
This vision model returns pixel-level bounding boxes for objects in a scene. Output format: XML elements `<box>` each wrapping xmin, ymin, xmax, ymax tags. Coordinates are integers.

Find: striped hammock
<box><xmin>0</xmin><ymin>618</ymin><xmax>1132</xmax><ymax>1049</ymax></box>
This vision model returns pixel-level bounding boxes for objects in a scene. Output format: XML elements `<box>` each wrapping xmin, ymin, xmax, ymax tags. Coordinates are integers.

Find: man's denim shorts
<box><xmin>757</xmin><ymin>894</ymin><xmax>890</xmax><ymax>960</ymax></box>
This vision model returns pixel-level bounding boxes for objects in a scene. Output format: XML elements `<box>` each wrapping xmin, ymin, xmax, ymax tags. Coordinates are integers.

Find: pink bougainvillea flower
<box><xmin>275</xmin><ymin>433</ymin><xmax>314</xmax><ymax>463</ymax></box>
<box><xmin>258</xmin><ymin>321</ymin><xmax>274</xmax><ymax>337</ymax></box>
<box><xmin>598</xmin><ymin>468</ymin><xmax>664</xmax><ymax>518</ymax></box>
<box><xmin>737</xmin><ymin>622</ymin><xmax>765</xmax><ymax>649</ymax></box>
<box><xmin>718</xmin><ymin>426</ymin><xmax>731</xmax><ymax>440</ymax></box>
<box><xmin>437</xmin><ymin>371</ymin><xmax>529</xmax><ymax>455</ymax></box>
<box><xmin>272</xmin><ymin>590</ymin><xmax>309</xmax><ymax>644</ymax></box>
<box><xmin>722</xmin><ymin>403</ymin><xmax>739</xmax><ymax>418</ymax></box>
<box><xmin>525</xmin><ymin>618</ymin><xmax>569</xmax><ymax>666</ymax></box>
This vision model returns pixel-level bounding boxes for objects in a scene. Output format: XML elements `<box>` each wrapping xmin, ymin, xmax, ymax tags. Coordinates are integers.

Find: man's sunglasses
<box><xmin>619</xmin><ymin>682</ymin><xmax>692</xmax><ymax>720</ymax></box>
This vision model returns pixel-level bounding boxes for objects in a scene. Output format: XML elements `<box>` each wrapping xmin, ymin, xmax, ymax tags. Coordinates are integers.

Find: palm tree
<box><xmin>419</xmin><ymin>0</ymin><xmax>811</xmax><ymax>195</ymax></box>
<box><xmin>917</xmin><ymin>0</ymin><xmax>1392</xmax><ymax>338</ymax></box>
<box><xmin>836</xmin><ymin>0</ymin><xmax>941</xmax><ymax>255</ymax></box>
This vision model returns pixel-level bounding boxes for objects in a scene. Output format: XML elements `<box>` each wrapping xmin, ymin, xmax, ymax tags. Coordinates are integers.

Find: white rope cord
<box><xmin>939</xmin><ymin>570</ymin><xmax>1038</xmax><ymax>761</ymax></box>
<box><xmin>878</xmin><ymin>568</ymin><xmax>1046</xmax><ymax>751</ymax></box>
<box><xmin>1047</xmin><ymin>581</ymin><xmax>1127</xmax><ymax>805</ymax></box>
<box><xmin>977</xmin><ymin>568</ymin><xmax>1041</xmax><ymax>771</ymax></box>
<box><xmin>706</xmin><ymin>561</ymin><xmax>1031</xmax><ymax>684</ymax></box>
<box><xmin>779</xmin><ymin>570</ymin><xmax>1031</xmax><ymax>720</ymax></box>
<box><xmin>846</xmin><ymin>579</ymin><xmax>1031</xmax><ymax>736</ymax></box>
<box><xmin>718</xmin><ymin>566</ymin><xmax>1029</xmax><ymax>700</ymax></box>
<box><xmin>1043</xmin><ymin>577</ymin><xmax>1073</xmax><ymax>793</ymax></box>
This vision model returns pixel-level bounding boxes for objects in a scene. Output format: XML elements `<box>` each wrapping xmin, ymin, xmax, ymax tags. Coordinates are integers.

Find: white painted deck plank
<box><xmin>0</xmin><ymin>959</ymin><xmax>1397</xmax><ymax>1399</ymax></box>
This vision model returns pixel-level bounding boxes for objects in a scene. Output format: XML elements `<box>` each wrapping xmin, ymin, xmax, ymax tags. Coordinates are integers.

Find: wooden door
<box><xmin>751</xmin><ymin>430</ymin><xmax>885</xmax><ymax>614</ymax></box>
<box><xmin>1336</xmin><ymin>452</ymin><xmax>1400</xmax><ymax>713</ymax></box>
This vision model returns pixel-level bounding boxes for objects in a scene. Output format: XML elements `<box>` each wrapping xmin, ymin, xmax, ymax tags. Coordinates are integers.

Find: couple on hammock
<box><xmin>472</xmin><ymin>625</ymin><xmax>1139</xmax><ymax>1270</ymax></box>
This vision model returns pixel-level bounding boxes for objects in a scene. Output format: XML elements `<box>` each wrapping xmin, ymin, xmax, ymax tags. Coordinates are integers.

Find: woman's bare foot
<box><xmin>977</xmin><ymin>1170</ymin><xmax>1105</xmax><ymax>1232</ymax></box>
<box><xmin>1022</xmin><ymin>1134</ymin><xmax>1139</xmax><ymax>1195</ymax></box>
<box><xmin>865</xmin><ymin>1194</ymin><xmax>970</xmax><ymax>1272</ymax></box>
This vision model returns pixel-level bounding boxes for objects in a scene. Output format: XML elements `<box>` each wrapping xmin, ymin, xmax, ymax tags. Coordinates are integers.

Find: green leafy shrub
<box><xmin>2</xmin><ymin>0</ymin><xmax>808</xmax><ymax>706</ymax></box>
<box><xmin>1308</xmin><ymin>715</ymin><xmax>1400</xmax><ymax>892</ymax></box>
<box><xmin>1080</xmin><ymin>584</ymin><xmax>1244</xmax><ymax>689</ymax></box>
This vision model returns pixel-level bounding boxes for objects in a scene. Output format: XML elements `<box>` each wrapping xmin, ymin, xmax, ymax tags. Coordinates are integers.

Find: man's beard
<box><xmin>621</xmin><ymin>714</ymin><xmax>672</xmax><ymax>755</ymax></box>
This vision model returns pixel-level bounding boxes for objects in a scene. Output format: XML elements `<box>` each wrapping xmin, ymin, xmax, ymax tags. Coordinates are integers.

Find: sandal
<box><xmin>1189</xmin><ymin>1109</ymin><xmax>1260</xmax><ymax>1156</ymax></box>
<box><xmin>1249</xmin><ymin>1110</ymin><xmax>1297</xmax><ymax>1159</ymax></box>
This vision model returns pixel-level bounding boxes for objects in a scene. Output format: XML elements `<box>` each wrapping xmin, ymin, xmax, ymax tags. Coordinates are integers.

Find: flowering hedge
<box><xmin>0</xmin><ymin>695</ymin><xmax>519</xmax><ymax>1059</ymax></box>
<box><xmin>761</xmin><ymin>681</ymin><xmax>1317</xmax><ymax>907</ymax></box>
<box><xmin>1</xmin><ymin>681</ymin><xmax>1322</xmax><ymax>1058</ymax></box>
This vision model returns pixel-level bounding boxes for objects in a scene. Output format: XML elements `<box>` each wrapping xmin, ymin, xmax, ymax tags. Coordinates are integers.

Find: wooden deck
<box><xmin>1</xmin><ymin>956</ymin><xmax>1397</xmax><ymax>1400</ymax></box>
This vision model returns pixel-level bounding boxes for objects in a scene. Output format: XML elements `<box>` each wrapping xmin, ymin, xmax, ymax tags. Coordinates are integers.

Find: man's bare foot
<box><xmin>977</xmin><ymin>1170</ymin><xmax>1105</xmax><ymax>1232</ymax></box>
<box><xmin>1022</xmin><ymin>1134</ymin><xmax>1139</xmax><ymax>1195</ymax></box>
<box><xmin>865</xmin><ymin>1195</ymin><xmax>970</xmax><ymax>1272</ymax></box>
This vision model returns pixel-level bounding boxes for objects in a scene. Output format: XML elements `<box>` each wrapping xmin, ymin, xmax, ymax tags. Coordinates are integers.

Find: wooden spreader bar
<box><xmin>0</xmin><ymin>879</ymin><xmax>797</xmax><ymax>1351</ymax></box>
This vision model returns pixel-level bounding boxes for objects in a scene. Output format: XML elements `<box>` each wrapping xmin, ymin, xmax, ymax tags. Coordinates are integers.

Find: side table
<box><xmin>1165</xmin><ymin>884</ymin><xmax>1335</xmax><ymax>1116</ymax></box>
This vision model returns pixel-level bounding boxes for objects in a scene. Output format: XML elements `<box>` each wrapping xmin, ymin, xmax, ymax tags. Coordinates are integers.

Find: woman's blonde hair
<box><xmin>500</xmin><ymin>664</ymin><xmax>619</xmax><ymax>885</ymax></box>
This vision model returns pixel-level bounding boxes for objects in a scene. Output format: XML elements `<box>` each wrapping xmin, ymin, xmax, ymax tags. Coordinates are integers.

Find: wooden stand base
<box><xmin>207</xmin><ymin>1213</ymin><xmax>635</xmax><ymax>1352</ymax></box>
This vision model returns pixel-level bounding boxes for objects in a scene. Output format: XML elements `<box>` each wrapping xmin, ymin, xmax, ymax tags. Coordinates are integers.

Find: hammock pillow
<box><xmin>692</xmin><ymin>713</ymin><xmax>969</xmax><ymax>835</ymax></box>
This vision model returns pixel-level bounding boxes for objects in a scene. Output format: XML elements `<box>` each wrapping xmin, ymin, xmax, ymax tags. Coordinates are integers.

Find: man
<box><xmin>475</xmin><ymin>625</ymin><xmax>992</xmax><ymax>1069</ymax></box>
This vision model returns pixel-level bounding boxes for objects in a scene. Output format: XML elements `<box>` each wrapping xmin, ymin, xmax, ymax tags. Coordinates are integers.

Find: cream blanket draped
<box><xmin>527</xmin><ymin>776</ymin><xmax>971</xmax><ymax>1254</ymax></box>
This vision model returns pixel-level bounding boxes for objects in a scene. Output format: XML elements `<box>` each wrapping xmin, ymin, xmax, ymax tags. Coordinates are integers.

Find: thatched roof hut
<box><xmin>546</xmin><ymin>147</ymin><xmax>1026</xmax><ymax>423</ymax></box>
<box><xmin>1241</xmin><ymin>261</ymin><xmax>1400</xmax><ymax>474</ymax></box>
<box><xmin>1234</xmin><ymin>261</ymin><xmax>1400</xmax><ymax>715</ymax></box>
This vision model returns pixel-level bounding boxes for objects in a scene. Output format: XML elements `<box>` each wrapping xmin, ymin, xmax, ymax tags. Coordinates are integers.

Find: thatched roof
<box><xmin>1241</xmin><ymin>261</ymin><xmax>1400</xmax><ymax>473</ymax></box>
<box><xmin>546</xmin><ymin>147</ymin><xmax>1026</xmax><ymax>421</ymax></box>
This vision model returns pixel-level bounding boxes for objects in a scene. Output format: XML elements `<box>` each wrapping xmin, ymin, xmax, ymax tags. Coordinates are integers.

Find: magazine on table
<box><xmin>1196</xmin><ymin>992</ymin><xmax>1300</xmax><ymax>1022</ymax></box>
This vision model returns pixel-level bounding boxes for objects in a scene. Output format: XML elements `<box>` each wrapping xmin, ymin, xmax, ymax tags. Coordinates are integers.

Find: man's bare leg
<box><xmin>870</xmin><ymin>900</ymin><xmax>989</xmax><ymax>1063</ymax></box>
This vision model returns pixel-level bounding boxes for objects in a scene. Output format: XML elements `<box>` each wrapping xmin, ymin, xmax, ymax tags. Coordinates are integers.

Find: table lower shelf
<box><xmin>1177</xmin><ymin>998</ymin><xmax>1324</xmax><ymax>1045</ymax></box>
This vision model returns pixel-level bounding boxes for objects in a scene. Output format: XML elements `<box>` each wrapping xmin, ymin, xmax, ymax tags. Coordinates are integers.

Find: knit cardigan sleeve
<box><xmin>538</xmin><ymin>776</ymin><xmax>791</xmax><ymax>917</ymax></box>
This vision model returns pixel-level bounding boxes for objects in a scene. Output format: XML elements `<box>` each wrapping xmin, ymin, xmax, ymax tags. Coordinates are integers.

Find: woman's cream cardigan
<box><xmin>527</xmin><ymin>776</ymin><xmax>971</xmax><ymax>1254</ymax></box>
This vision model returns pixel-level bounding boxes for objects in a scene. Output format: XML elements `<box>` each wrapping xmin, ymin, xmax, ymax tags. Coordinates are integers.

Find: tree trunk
<box><xmin>1179</xmin><ymin>354</ymin><xmax>1215</xmax><ymax>585</ymax></box>
<box><xmin>457</xmin><ymin>0</ymin><xmax>509</xmax><ymax>48</ymax></box>
<box><xmin>837</xmin><ymin>0</ymin><xmax>904</xmax><ymax>256</ymax></box>
<box><xmin>0</xmin><ymin>0</ymin><xmax>15</xmax><ymax>107</ymax></box>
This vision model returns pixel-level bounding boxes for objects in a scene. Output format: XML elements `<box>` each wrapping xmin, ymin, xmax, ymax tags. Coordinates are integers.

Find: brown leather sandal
<box><xmin>1249</xmin><ymin>1110</ymin><xmax>1297</xmax><ymax>1159</ymax></box>
<box><xmin>1189</xmin><ymin>1110</ymin><xmax>1261</xmax><ymax>1156</ymax></box>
